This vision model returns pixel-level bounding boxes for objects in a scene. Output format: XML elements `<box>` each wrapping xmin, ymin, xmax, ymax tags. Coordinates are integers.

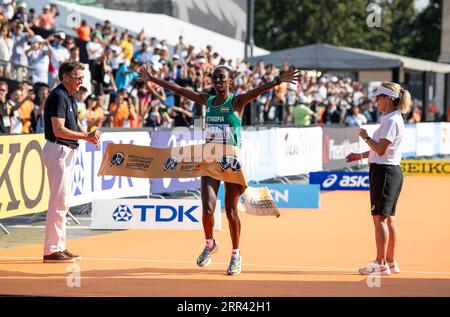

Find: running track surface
<box><xmin>0</xmin><ymin>176</ymin><xmax>449</xmax><ymax>296</ymax></box>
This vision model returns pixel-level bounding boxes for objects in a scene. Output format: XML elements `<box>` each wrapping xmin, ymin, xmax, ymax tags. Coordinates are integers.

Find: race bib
<box><xmin>205</xmin><ymin>124</ymin><xmax>230</xmax><ymax>143</ymax></box>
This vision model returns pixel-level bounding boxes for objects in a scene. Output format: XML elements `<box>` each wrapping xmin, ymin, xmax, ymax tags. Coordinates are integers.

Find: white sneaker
<box><xmin>388</xmin><ymin>261</ymin><xmax>401</xmax><ymax>273</ymax></box>
<box><xmin>358</xmin><ymin>261</ymin><xmax>391</xmax><ymax>276</ymax></box>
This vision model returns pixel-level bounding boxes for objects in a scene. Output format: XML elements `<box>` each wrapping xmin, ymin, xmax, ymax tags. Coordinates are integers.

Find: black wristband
<box><xmin>365</xmin><ymin>136</ymin><xmax>371</xmax><ymax>141</ymax></box>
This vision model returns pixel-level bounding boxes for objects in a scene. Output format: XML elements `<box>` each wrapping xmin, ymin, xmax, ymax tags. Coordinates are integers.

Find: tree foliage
<box><xmin>254</xmin><ymin>0</ymin><xmax>441</xmax><ymax>61</ymax></box>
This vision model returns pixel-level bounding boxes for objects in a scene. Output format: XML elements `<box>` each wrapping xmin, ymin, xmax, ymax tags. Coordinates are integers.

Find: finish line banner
<box><xmin>98</xmin><ymin>143</ymin><xmax>248</xmax><ymax>195</ymax></box>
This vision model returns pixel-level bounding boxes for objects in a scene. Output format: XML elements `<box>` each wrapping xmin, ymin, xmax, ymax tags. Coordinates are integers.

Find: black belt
<box><xmin>48</xmin><ymin>139</ymin><xmax>79</xmax><ymax>150</ymax></box>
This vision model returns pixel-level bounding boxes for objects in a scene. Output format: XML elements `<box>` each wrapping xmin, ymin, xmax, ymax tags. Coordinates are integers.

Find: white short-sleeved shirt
<box><xmin>368</xmin><ymin>110</ymin><xmax>404</xmax><ymax>165</ymax></box>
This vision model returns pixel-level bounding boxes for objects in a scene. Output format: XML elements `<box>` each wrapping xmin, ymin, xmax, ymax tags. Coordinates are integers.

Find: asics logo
<box><xmin>322</xmin><ymin>174</ymin><xmax>338</xmax><ymax>188</ymax></box>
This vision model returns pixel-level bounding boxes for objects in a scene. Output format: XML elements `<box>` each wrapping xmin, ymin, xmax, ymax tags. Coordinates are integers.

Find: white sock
<box><xmin>206</xmin><ymin>239</ymin><xmax>214</xmax><ymax>249</ymax></box>
<box><xmin>232</xmin><ymin>249</ymin><xmax>240</xmax><ymax>257</ymax></box>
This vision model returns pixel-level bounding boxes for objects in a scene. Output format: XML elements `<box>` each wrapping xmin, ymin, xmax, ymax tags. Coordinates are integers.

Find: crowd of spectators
<box><xmin>0</xmin><ymin>1</ymin><xmax>429</xmax><ymax>135</ymax></box>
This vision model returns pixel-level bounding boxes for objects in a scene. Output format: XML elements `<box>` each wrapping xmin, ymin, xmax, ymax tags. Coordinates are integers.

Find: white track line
<box><xmin>1</xmin><ymin>256</ymin><xmax>450</xmax><ymax>276</ymax></box>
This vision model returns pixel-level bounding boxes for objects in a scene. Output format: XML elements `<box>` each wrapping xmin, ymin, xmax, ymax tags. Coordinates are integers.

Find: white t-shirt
<box><xmin>49</xmin><ymin>45</ymin><xmax>70</xmax><ymax>73</ymax></box>
<box><xmin>368</xmin><ymin>110</ymin><xmax>404</xmax><ymax>165</ymax></box>
<box><xmin>86</xmin><ymin>41</ymin><xmax>103</xmax><ymax>61</ymax></box>
<box><xmin>28</xmin><ymin>49</ymin><xmax>49</xmax><ymax>84</ymax></box>
<box><xmin>345</xmin><ymin>113</ymin><xmax>367</xmax><ymax>127</ymax></box>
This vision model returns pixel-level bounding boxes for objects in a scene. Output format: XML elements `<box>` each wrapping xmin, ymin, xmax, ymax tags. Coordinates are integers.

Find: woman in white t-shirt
<box><xmin>345</xmin><ymin>82</ymin><xmax>411</xmax><ymax>276</ymax></box>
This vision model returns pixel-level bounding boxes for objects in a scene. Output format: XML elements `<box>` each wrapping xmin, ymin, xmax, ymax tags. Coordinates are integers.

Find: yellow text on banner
<box><xmin>400</xmin><ymin>160</ymin><xmax>450</xmax><ymax>176</ymax></box>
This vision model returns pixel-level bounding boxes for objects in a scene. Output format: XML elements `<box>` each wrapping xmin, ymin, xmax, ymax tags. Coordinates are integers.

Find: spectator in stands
<box><xmin>345</xmin><ymin>105</ymin><xmax>367</xmax><ymax>127</ymax></box>
<box><xmin>37</xmin><ymin>4</ymin><xmax>55</xmax><ymax>31</ymax></box>
<box><xmin>11</xmin><ymin>19</ymin><xmax>34</xmax><ymax>67</ymax></box>
<box><xmin>92</xmin><ymin>23</ymin><xmax>103</xmax><ymax>41</ymax></box>
<box><xmin>133</xmin><ymin>41</ymin><xmax>153</xmax><ymax>64</ymax></box>
<box><xmin>170</xmin><ymin>96</ymin><xmax>193</xmax><ymax>127</ymax></box>
<box><xmin>363</xmin><ymin>101</ymin><xmax>378</xmax><ymax>123</ymax></box>
<box><xmin>120</xmin><ymin>31</ymin><xmax>134</xmax><ymax>63</ymax></box>
<box><xmin>28</xmin><ymin>7</ymin><xmax>37</xmax><ymax>27</ymax></box>
<box><xmin>27</xmin><ymin>35</ymin><xmax>49</xmax><ymax>85</ymax></box>
<box><xmin>322</xmin><ymin>100</ymin><xmax>341</xmax><ymax>125</ymax></box>
<box><xmin>87</xmin><ymin>33</ymin><xmax>103</xmax><ymax>74</ymax></box>
<box><xmin>31</xmin><ymin>84</ymin><xmax>49</xmax><ymax>133</ymax></box>
<box><xmin>9</xmin><ymin>88</ymin><xmax>23</xmax><ymax>134</ymax></box>
<box><xmin>64</xmin><ymin>36</ymin><xmax>77</xmax><ymax>52</ymax></box>
<box><xmin>114</xmin><ymin>57</ymin><xmax>139</xmax><ymax>92</ymax></box>
<box><xmin>145</xmin><ymin>99</ymin><xmax>163</xmax><ymax>127</ymax></box>
<box><xmin>174</xmin><ymin>35</ymin><xmax>188</xmax><ymax>61</ymax></box>
<box><xmin>293</xmin><ymin>100</ymin><xmax>314</xmax><ymax>126</ymax></box>
<box><xmin>14</xmin><ymin>82</ymin><xmax>34</xmax><ymax>133</ymax></box>
<box><xmin>1</xmin><ymin>0</ymin><xmax>15</xmax><ymax>21</ymax></box>
<box><xmin>102</xmin><ymin>20</ymin><xmax>113</xmax><ymax>40</ymax></box>
<box><xmin>75</xmin><ymin>20</ymin><xmax>91</xmax><ymax>42</ymax></box>
<box><xmin>47</xmin><ymin>32</ymin><xmax>70</xmax><ymax>88</ymax></box>
<box><xmin>0</xmin><ymin>24</ymin><xmax>13</xmax><ymax>77</ymax></box>
<box><xmin>86</xmin><ymin>95</ymin><xmax>105</xmax><ymax>132</ymax></box>
<box><xmin>271</xmin><ymin>70</ymin><xmax>287</xmax><ymax>124</ymax></box>
<box><xmin>0</xmin><ymin>80</ymin><xmax>12</xmax><ymax>133</ymax></box>
<box><xmin>109</xmin><ymin>88</ymin><xmax>133</xmax><ymax>127</ymax></box>
<box><xmin>133</xmin><ymin>29</ymin><xmax>146</xmax><ymax>52</ymax></box>
<box><xmin>69</xmin><ymin>46</ymin><xmax>80</xmax><ymax>61</ymax></box>
<box><xmin>75</xmin><ymin>86</ymin><xmax>88</xmax><ymax>132</ymax></box>
<box><xmin>12</xmin><ymin>2</ymin><xmax>31</xmax><ymax>24</ymax></box>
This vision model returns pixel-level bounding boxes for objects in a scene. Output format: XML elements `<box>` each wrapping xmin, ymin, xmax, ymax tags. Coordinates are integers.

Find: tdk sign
<box><xmin>112</xmin><ymin>205</ymin><xmax>198</xmax><ymax>222</ymax></box>
<box><xmin>92</xmin><ymin>199</ymin><xmax>221</xmax><ymax>230</ymax></box>
<box><xmin>134</xmin><ymin>205</ymin><xmax>198</xmax><ymax>222</ymax></box>
<box><xmin>309</xmin><ymin>171</ymin><xmax>370</xmax><ymax>191</ymax></box>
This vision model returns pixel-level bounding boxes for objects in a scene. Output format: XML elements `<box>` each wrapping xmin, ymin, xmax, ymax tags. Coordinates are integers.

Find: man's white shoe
<box><xmin>388</xmin><ymin>261</ymin><xmax>401</xmax><ymax>274</ymax></box>
<box><xmin>358</xmin><ymin>261</ymin><xmax>391</xmax><ymax>276</ymax></box>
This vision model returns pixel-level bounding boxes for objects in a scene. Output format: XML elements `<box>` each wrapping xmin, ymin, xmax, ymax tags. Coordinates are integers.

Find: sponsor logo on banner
<box><xmin>309</xmin><ymin>171</ymin><xmax>370</xmax><ymax>190</ymax></box>
<box><xmin>112</xmin><ymin>205</ymin><xmax>133</xmax><ymax>222</ymax></box>
<box><xmin>218</xmin><ymin>183</ymin><xmax>320</xmax><ymax>208</ymax></box>
<box><xmin>0</xmin><ymin>134</ymin><xmax>49</xmax><ymax>219</ymax></box>
<box><xmin>400</xmin><ymin>160</ymin><xmax>450</xmax><ymax>175</ymax></box>
<box><xmin>91</xmin><ymin>199</ymin><xmax>221</xmax><ymax>230</ymax></box>
<box><xmin>150</xmin><ymin>128</ymin><xmax>203</xmax><ymax>194</ymax></box>
<box><xmin>163</xmin><ymin>156</ymin><xmax>179</xmax><ymax>171</ymax></box>
<box><xmin>110</xmin><ymin>152</ymin><xmax>125</xmax><ymax>166</ymax></box>
<box><xmin>322</xmin><ymin>127</ymin><xmax>360</xmax><ymax>170</ymax></box>
<box><xmin>218</xmin><ymin>155</ymin><xmax>241</xmax><ymax>172</ymax></box>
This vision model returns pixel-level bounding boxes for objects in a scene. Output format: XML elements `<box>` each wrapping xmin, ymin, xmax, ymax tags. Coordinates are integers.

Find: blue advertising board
<box><xmin>309</xmin><ymin>171</ymin><xmax>370</xmax><ymax>191</ymax></box>
<box><xmin>217</xmin><ymin>183</ymin><xmax>320</xmax><ymax>209</ymax></box>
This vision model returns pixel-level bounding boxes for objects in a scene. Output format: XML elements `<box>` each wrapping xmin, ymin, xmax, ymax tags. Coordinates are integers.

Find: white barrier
<box><xmin>416</xmin><ymin>123</ymin><xmax>439</xmax><ymax>157</ymax></box>
<box><xmin>275</xmin><ymin>127</ymin><xmax>323</xmax><ymax>176</ymax></box>
<box><xmin>439</xmin><ymin>122</ymin><xmax>450</xmax><ymax>155</ymax></box>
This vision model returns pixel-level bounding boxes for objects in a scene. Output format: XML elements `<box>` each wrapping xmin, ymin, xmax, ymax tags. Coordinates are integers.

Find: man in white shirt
<box><xmin>27</xmin><ymin>35</ymin><xmax>49</xmax><ymax>85</ymax></box>
<box><xmin>48</xmin><ymin>32</ymin><xmax>70</xmax><ymax>88</ymax></box>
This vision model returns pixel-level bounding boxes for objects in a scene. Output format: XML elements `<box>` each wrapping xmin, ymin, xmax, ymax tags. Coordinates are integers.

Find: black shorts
<box><xmin>369</xmin><ymin>163</ymin><xmax>403</xmax><ymax>216</ymax></box>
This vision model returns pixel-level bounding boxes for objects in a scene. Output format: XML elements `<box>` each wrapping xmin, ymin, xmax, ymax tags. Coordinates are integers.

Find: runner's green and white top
<box><xmin>204</xmin><ymin>94</ymin><xmax>242</xmax><ymax>148</ymax></box>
